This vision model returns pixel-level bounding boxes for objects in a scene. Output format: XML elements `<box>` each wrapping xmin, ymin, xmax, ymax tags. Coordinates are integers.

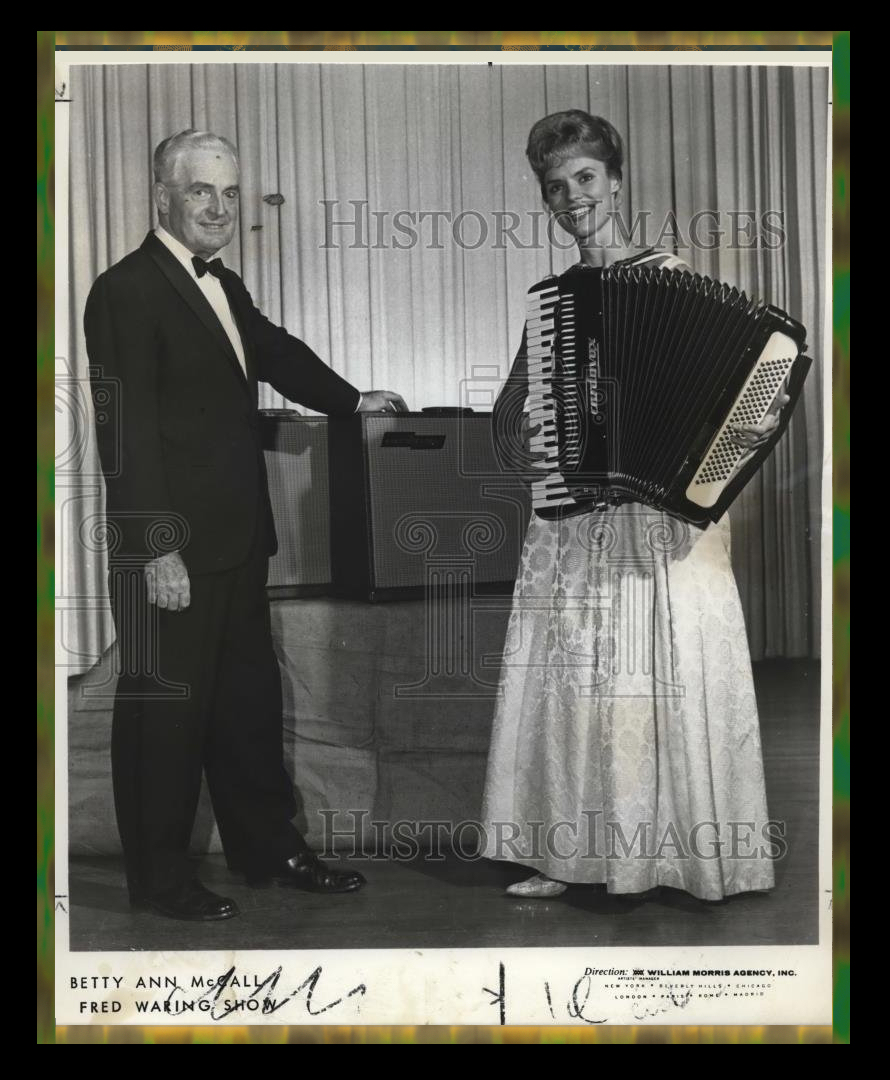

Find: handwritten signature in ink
<box><xmin>164</xmin><ymin>964</ymin><xmax>366</xmax><ymax>1021</ymax></box>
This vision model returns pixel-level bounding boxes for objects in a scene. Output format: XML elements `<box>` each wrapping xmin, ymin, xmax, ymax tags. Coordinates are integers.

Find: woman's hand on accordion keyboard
<box><xmin>521</xmin><ymin>415</ymin><xmax>550</xmax><ymax>464</ymax></box>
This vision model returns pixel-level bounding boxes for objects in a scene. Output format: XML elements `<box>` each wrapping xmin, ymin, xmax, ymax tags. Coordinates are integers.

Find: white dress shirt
<box><xmin>155</xmin><ymin>226</ymin><xmax>247</xmax><ymax>377</ymax></box>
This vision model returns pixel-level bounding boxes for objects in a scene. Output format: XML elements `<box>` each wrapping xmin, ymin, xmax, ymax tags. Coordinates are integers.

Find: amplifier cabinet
<box><xmin>328</xmin><ymin>414</ymin><xmax>530</xmax><ymax>601</ymax></box>
<box><xmin>261</xmin><ymin>413</ymin><xmax>331</xmax><ymax>595</ymax></box>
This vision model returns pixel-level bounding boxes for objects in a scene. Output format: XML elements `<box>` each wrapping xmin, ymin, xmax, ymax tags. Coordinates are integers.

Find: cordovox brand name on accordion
<box><xmin>524</xmin><ymin>265</ymin><xmax>810</xmax><ymax>526</ymax></box>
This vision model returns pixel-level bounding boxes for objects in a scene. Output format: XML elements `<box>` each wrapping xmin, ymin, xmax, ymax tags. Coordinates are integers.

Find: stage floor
<box><xmin>66</xmin><ymin>660</ymin><xmax>821</xmax><ymax>952</ymax></box>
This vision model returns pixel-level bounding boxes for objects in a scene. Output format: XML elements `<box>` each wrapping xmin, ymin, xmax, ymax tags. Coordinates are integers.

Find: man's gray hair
<box><xmin>153</xmin><ymin>130</ymin><xmax>239</xmax><ymax>185</ymax></box>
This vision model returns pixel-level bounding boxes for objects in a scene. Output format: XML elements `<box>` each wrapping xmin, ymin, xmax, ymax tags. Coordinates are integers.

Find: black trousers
<box><xmin>109</xmin><ymin>528</ymin><xmax>307</xmax><ymax>901</ymax></box>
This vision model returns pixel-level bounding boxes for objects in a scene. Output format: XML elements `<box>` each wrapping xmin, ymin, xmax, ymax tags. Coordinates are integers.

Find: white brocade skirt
<box><xmin>479</xmin><ymin>504</ymin><xmax>776</xmax><ymax>900</ymax></box>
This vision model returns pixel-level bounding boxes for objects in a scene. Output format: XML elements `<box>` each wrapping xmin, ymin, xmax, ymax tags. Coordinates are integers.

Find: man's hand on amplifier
<box><xmin>358</xmin><ymin>390</ymin><xmax>409</xmax><ymax>413</ymax></box>
<box><xmin>145</xmin><ymin>551</ymin><xmax>191</xmax><ymax>612</ymax></box>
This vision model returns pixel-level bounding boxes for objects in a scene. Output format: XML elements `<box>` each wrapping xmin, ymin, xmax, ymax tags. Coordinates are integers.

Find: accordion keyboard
<box><xmin>525</xmin><ymin>281</ymin><xmax>576</xmax><ymax>513</ymax></box>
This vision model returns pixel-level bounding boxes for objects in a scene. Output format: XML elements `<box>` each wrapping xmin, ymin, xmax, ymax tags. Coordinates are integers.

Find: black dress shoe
<box><xmin>247</xmin><ymin>853</ymin><xmax>366</xmax><ymax>894</ymax></box>
<box><xmin>133</xmin><ymin>880</ymin><xmax>240</xmax><ymax>922</ymax></box>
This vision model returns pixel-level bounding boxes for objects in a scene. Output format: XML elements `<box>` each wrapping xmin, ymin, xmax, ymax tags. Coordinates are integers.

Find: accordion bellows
<box><xmin>523</xmin><ymin>265</ymin><xmax>810</xmax><ymax>525</ymax></box>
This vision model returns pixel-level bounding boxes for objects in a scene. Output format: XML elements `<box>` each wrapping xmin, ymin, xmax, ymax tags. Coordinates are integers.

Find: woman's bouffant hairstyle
<box><xmin>526</xmin><ymin>110</ymin><xmax>624</xmax><ymax>196</ymax></box>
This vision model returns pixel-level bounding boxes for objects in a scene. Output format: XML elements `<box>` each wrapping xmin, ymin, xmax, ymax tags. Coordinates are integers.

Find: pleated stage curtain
<box><xmin>60</xmin><ymin>62</ymin><xmax>828</xmax><ymax>670</ymax></box>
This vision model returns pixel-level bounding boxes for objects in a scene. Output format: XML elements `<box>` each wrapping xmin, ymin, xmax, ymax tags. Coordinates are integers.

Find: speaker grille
<box><xmin>263</xmin><ymin>417</ymin><xmax>331</xmax><ymax>588</ymax></box>
<box><xmin>338</xmin><ymin>415</ymin><xmax>529</xmax><ymax>594</ymax></box>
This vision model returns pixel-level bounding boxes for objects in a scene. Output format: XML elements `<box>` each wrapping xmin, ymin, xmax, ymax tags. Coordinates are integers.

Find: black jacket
<box><xmin>84</xmin><ymin>231</ymin><xmax>360</xmax><ymax>573</ymax></box>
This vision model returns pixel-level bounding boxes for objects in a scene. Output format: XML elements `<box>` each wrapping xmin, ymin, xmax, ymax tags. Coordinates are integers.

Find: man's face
<box><xmin>156</xmin><ymin>146</ymin><xmax>240</xmax><ymax>258</ymax></box>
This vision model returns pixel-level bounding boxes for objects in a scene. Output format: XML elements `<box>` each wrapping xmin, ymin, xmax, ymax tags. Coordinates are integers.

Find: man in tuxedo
<box><xmin>85</xmin><ymin>129</ymin><xmax>407</xmax><ymax>921</ymax></box>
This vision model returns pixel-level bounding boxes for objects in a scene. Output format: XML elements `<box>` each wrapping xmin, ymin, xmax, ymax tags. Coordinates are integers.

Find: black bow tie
<box><xmin>192</xmin><ymin>256</ymin><xmax>225</xmax><ymax>280</ymax></box>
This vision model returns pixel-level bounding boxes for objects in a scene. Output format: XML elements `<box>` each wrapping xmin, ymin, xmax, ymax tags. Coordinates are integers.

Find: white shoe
<box><xmin>505</xmin><ymin>873</ymin><xmax>568</xmax><ymax>898</ymax></box>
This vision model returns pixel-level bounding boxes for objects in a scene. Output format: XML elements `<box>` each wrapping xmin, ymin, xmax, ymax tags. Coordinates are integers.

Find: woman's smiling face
<box><xmin>543</xmin><ymin>154</ymin><xmax>620</xmax><ymax>245</ymax></box>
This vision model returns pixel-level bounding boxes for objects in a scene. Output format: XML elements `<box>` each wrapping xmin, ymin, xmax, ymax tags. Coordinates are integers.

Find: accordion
<box><xmin>524</xmin><ymin>265</ymin><xmax>810</xmax><ymax>526</ymax></box>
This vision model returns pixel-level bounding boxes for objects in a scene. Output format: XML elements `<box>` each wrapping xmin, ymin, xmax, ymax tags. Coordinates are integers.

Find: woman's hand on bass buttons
<box><xmin>729</xmin><ymin>388</ymin><xmax>791</xmax><ymax>454</ymax></box>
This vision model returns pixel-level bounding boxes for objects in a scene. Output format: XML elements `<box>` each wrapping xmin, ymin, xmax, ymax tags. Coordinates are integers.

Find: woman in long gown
<box><xmin>479</xmin><ymin>111</ymin><xmax>783</xmax><ymax>902</ymax></box>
